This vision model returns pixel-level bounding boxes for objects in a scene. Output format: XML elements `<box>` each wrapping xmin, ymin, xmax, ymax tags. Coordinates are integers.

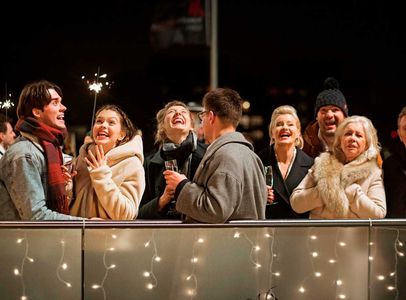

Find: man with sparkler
<box><xmin>163</xmin><ymin>88</ymin><xmax>267</xmax><ymax>223</ymax></box>
<box><xmin>0</xmin><ymin>113</ymin><xmax>16</xmax><ymax>159</ymax></box>
<box><xmin>0</xmin><ymin>80</ymin><xmax>84</xmax><ymax>220</ymax></box>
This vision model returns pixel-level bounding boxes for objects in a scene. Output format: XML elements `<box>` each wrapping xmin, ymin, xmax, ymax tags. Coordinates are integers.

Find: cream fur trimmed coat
<box><xmin>70</xmin><ymin>136</ymin><xmax>145</xmax><ymax>220</ymax></box>
<box><xmin>290</xmin><ymin>150</ymin><xmax>386</xmax><ymax>219</ymax></box>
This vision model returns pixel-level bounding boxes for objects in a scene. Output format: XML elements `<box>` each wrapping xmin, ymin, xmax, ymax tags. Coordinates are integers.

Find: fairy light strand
<box><xmin>91</xmin><ymin>233</ymin><xmax>117</xmax><ymax>300</ymax></box>
<box><xmin>143</xmin><ymin>231</ymin><xmax>159</xmax><ymax>290</ymax></box>
<box><xmin>233</xmin><ymin>230</ymin><xmax>262</xmax><ymax>268</ymax></box>
<box><xmin>14</xmin><ymin>232</ymin><xmax>35</xmax><ymax>300</ymax></box>
<box><xmin>372</xmin><ymin>227</ymin><xmax>405</xmax><ymax>299</ymax></box>
<box><xmin>56</xmin><ymin>239</ymin><xmax>72</xmax><ymax>288</ymax></box>
<box><xmin>258</xmin><ymin>228</ymin><xmax>277</xmax><ymax>300</ymax></box>
<box><xmin>185</xmin><ymin>234</ymin><xmax>205</xmax><ymax>299</ymax></box>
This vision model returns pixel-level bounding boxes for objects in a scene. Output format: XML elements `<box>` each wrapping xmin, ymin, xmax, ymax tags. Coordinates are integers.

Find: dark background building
<box><xmin>1</xmin><ymin>0</ymin><xmax>405</xmax><ymax>154</ymax></box>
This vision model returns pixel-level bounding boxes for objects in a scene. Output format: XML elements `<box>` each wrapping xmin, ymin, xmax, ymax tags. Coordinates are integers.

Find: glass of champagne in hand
<box><xmin>264</xmin><ymin>165</ymin><xmax>277</xmax><ymax>205</ymax></box>
<box><xmin>164</xmin><ymin>159</ymin><xmax>179</xmax><ymax>215</ymax></box>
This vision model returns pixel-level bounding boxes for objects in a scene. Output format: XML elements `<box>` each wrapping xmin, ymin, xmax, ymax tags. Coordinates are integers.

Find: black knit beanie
<box><xmin>314</xmin><ymin>77</ymin><xmax>348</xmax><ymax>117</ymax></box>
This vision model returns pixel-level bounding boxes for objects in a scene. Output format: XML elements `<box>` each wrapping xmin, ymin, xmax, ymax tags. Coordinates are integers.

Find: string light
<box><xmin>3</xmin><ymin>224</ymin><xmax>403</xmax><ymax>299</ymax></box>
<box><xmin>265</xmin><ymin>228</ymin><xmax>279</xmax><ymax>287</ymax></box>
<box><xmin>232</xmin><ymin>230</ymin><xmax>262</xmax><ymax>268</ymax></box>
<box><xmin>14</xmin><ymin>233</ymin><xmax>35</xmax><ymax>300</ymax></box>
<box><xmin>91</xmin><ymin>233</ymin><xmax>117</xmax><ymax>300</ymax></box>
<box><xmin>56</xmin><ymin>240</ymin><xmax>72</xmax><ymax>288</ymax></box>
<box><xmin>369</xmin><ymin>227</ymin><xmax>406</xmax><ymax>300</ymax></box>
<box><xmin>143</xmin><ymin>231</ymin><xmax>159</xmax><ymax>290</ymax></box>
<box><xmin>184</xmin><ymin>234</ymin><xmax>205</xmax><ymax>299</ymax></box>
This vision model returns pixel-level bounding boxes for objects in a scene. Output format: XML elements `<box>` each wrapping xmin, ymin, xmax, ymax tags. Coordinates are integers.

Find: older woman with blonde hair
<box><xmin>138</xmin><ymin>100</ymin><xmax>207</xmax><ymax>219</ymax></box>
<box><xmin>290</xmin><ymin>115</ymin><xmax>386</xmax><ymax>219</ymax></box>
<box><xmin>257</xmin><ymin>105</ymin><xmax>314</xmax><ymax>219</ymax></box>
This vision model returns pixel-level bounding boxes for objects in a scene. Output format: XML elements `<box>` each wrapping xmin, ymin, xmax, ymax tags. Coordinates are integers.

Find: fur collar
<box><xmin>313</xmin><ymin>151</ymin><xmax>377</xmax><ymax>217</ymax></box>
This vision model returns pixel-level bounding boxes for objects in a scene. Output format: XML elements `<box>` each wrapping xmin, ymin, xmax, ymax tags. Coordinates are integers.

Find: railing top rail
<box><xmin>1</xmin><ymin>219</ymin><xmax>406</xmax><ymax>228</ymax></box>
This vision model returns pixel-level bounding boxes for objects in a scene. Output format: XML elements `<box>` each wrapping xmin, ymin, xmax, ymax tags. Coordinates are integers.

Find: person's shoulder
<box><xmin>7</xmin><ymin>137</ymin><xmax>38</xmax><ymax>155</ymax></box>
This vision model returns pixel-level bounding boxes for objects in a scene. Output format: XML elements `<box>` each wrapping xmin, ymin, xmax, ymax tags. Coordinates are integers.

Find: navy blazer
<box><xmin>257</xmin><ymin>145</ymin><xmax>314</xmax><ymax>219</ymax></box>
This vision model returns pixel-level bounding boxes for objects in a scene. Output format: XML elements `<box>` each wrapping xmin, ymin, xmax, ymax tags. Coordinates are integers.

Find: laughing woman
<box><xmin>290</xmin><ymin>115</ymin><xmax>386</xmax><ymax>219</ymax></box>
<box><xmin>257</xmin><ymin>105</ymin><xmax>314</xmax><ymax>219</ymax></box>
<box><xmin>138</xmin><ymin>100</ymin><xmax>206</xmax><ymax>219</ymax></box>
<box><xmin>70</xmin><ymin>104</ymin><xmax>145</xmax><ymax>220</ymax></box>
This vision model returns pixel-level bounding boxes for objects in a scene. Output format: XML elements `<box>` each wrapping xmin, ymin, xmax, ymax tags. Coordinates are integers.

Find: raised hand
<box><xmin>85</xmin><ymin>144</ymin><xmax>107</xmax><ymax>170</ymax></box>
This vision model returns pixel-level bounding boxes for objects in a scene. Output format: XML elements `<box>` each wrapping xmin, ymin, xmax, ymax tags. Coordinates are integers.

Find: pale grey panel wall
<box><xmin>84</xmin><ymin>226</ymin><xmax>368</xmax><ymax>300</ymax></box>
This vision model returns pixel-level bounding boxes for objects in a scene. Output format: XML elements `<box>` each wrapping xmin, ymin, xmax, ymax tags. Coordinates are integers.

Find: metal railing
<box><xmin>1</xmin><ymin>219</ymin><xmax>405</xmax><ymax>300</ymax></box>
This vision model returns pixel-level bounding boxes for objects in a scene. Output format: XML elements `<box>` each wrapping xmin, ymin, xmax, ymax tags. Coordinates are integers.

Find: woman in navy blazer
<box><xmin>258</xmin><ymin>105</ymin><xmax>314</xmax><ymax>219</ymax></box>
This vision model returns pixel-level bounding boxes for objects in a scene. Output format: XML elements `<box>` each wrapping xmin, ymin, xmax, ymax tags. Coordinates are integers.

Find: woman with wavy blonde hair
<box><xmin>257</xmin><ymin>105</ymin><xmax>314</xmax><ymax>219</ymax></box>
<box><xmin>138</xmin><ymin>100</ymin><xmax>207</xmax><ymax>219</ymax></box>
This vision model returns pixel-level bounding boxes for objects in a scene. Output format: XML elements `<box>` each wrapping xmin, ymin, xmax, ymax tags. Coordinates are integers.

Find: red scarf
<box><xmin>16</xmin><ymin>117</ymin><xmax>69</xmax><ymax>214</ymax></box>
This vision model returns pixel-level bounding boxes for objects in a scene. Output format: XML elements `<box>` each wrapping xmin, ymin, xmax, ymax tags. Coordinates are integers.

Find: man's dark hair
<box><xmin>202</xmin><ymin>88</ymin><xmax>242</xmax><ymax>128</ymax></box>
<box><xmin>0</xmin><ymin>113</ymin><xmax>12</xmax><ymax>133</ymax></box>
<box><xmin>17</xmin><ymin>80</ymin><xmax>63</xmax><ymax>119</ymax></box>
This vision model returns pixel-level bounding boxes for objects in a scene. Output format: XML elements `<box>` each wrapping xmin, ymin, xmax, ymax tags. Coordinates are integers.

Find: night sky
<box><xmin>1</xmin><ymin>0</ymin><xmax>405</xmax><ymax>153</ymax></box>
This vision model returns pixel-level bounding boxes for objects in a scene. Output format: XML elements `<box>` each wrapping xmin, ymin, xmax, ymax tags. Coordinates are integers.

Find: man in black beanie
<box><xmin>303</xmin><ymin>77</ymin><xmax>348</xmax><ymax>158</ymax></box>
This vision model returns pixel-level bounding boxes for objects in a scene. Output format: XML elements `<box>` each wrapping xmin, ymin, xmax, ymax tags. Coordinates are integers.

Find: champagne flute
<box><xmin>264</xmin><ymin>165</ymin><xmax>277</xmax><ymax>205</ymax></box>
<box><xmin>164</xmin><ymin>159</ymin><xmax>179</xmax><ymax>215</ymax></box>
<box><xmin>62</xmin><ymin>154</ymin><xmax>74</xmax><ymax>173</ymax></box>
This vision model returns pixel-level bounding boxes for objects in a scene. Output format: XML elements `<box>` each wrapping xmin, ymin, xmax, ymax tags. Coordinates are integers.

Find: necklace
<box><xmin>275</xmin><ymin>147</ymin><xmax>297</xmax><ymax>181</ymax></box>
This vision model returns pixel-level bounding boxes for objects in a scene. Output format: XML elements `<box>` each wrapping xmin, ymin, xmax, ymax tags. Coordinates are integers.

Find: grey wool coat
<box><xmin>175</xmin><ymin>132</ymin><xmax>267</xmax><ymax>223</ymax></box>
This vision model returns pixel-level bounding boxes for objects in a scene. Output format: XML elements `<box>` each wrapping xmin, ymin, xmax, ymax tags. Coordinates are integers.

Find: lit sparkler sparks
<box><xmin>0</xmin><ymin>84</ymin><xmax>15</xmax><ymax>121</ymax></box>
<box><xmin>81</xmin><ymin>67</ymin><xmax>111</xmax><ymax>129</ymax></box>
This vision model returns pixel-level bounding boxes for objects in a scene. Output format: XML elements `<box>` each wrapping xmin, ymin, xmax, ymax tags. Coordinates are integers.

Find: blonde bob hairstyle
<box><xmin>268</xmin><ymin>105</ymin><xmax>304</xmax><ymax>149</ymax></box>
<box><xmin>332</xmin><ymin>115</ymin><xmax>381</xmax><ymax>163</ymax></box>
<box><xmin>154</xmin><ymin>100</ymin><xmax>192</xmax><ymax>145</ymax></box>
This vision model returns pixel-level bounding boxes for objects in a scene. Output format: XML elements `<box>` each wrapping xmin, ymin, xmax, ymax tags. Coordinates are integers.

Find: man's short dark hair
<box><xmin>202</xmin><ymin>88</ymin><xmax>242</xmax><ymax>128</ymax></box>
<box><xmin>0</xmin><ymin>113</ymin><xmax>12</xmax><ymax>133</ymax></box>
<box><xmin>17</xmin><ymin>80</ymin><xmax>63</xmax><ymax>119</ymax></box>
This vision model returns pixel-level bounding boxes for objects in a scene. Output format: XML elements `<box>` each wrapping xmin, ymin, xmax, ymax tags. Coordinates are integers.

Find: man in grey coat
<box><xmin>164</xmin><ymin>88</ymin><xmax>267</xmax><ymax>223</ymax></box>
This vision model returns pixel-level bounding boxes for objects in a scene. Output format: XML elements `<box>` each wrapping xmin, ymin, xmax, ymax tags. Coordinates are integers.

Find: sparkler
<box><xmin>81</xmin><ymin>67</ymin><xmax>110</xmax><ymax>130</ymax></box>
<box><xmin>0</xmin><ymin>83</ymin><xmax>14</xmax><ymax>121</ymax></box>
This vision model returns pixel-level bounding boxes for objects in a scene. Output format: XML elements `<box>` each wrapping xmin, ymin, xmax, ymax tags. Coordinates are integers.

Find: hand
<box><xmin>345</xmin><ymin>183</ymin><xmax>360</xmax><ymax>202</ymax></box>
<box><xmin>158</xmin><ymin>185</ymin><xmax>175</xmax><ymax>211</ymax></box>
<box><xmin>85</xmin><ymin>144</ymin><xmax>107</xmax><ymax>170</ymax></box>
<box><xmin>61</xmin><ymin>164</ymin><xmax>77</xmax><ymax>185</ymax></box>
<box><xmin>163</xmin><ymin>170</ymin><xmax>187</xmax><ymax>191</ymax></box>
<box><xmin>266</xmin><ymin>185</ymin><xmax>275</xmax><ymax>204</ymax></box>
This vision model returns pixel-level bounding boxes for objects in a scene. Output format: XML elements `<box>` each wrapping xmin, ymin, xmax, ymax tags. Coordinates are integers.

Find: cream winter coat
<box><xmin>70</xmin><ymin>136</ymin><xmax>145</xmax><ymax>220</ymax></box>
<box><xmin>290</xmin><ymin>150</ymin><xmax>386</xmax><ymax>219</ymax></box>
